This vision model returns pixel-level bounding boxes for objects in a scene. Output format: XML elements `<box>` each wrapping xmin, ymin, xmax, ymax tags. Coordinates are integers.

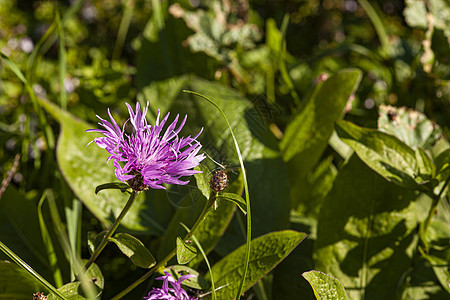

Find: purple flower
<box><xmin>145</xmin><ymin>271</ymin><xmax>198</xmax><ymax>300</ymax></box>
<box><xmin>87</xmin><ymin>102</ymin><xmax>205</xmax><ymax>191</ymax></box>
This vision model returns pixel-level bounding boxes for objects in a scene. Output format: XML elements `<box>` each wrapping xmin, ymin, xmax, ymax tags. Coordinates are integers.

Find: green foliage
<box><xmin>302</xmin><ymin>270</ymin><xmax>348</xmax><ymax>300</ymax></box>
<box><xmin>205</xmin><ymin>230</ymin><xmax>307</xmax><ymax>299</ymax></box>
<box><xmin>109</xmin><ymin>233</ymin><xmax>156</xmax><ymax>269</ymax></box>
<box><xmin>1</xmin><ymin>1</ymin><xmax>449</xmax><ymax>299</ymax></box>
<box><xmin>176</xmin><ymin>237</ymin><xmax>198</xmax><ymax>265</ymax></box>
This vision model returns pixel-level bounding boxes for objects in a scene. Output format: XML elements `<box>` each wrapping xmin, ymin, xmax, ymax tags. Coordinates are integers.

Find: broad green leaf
<box><xmin>0</xmin><ymin>261</ymin><xmax>46</xmax><ymax>299</ymax></box>
<box><xmin>302</xmin><ymin>270</ymin><xmax>348</xmax><ymax>300</ymax></box>
<box><xmin>281</xmin><ymin>69</ymin><xmax>362</xmax><ymax>162</ymax></box>
<box><xmin>163</xmin><ymin>265</ymin><xmax>210</xmax><ymax>290</ymax></box>
<box><xmin>403</xmin><ymin>0</ymin><xmax>428</xmax><ymax>29</ymax></box>
<box><xmin>280</xmin><ymin>69</ymin><xmax>361</xmax><ymax>210</ymax></box>
<box><xmin>109</xmin><ymin>233</ymin><xmax>156</xmax><ymax>269</ymax></box>
<box><xmin>0</xmin><ymin>187</ymin><xmax>52</xmax><ymax>280</ymax></box>
<box><xmin>336</xmin><ymin>120</ymin><xmax>418</xmax><ymax>189</ymax></box>
<box><xmin>140</xmin><ymin>77</ymin><xmax>290</xmax><ymax>237</ymax></box>
<box><xmin>314</xmin><ymin>155</ymin><xmax>418</xmax><ymax>299</ymax></box>
<box><xmin>38</xmin><ymin>98</ymin><xmax>170</xmax><ymax>235</ymax></box>
<box><xmin>176</xmin><ymin>237</ymin><xmax>198</xmax><ymax>265</ymax></box>
<box><xmin>218</xmin><ymin>192</ymin><xmax>247</xmax><ymax>214</ymax></box>
<box><xmin>205</xmin><ymin>230</ymin><xmax>307</xmax><ymax>299</ymax></box>
<box><xmin>378</xmin><ymin>105</ymin><xmax>442</xmax><ymax>150</ymax></box>
<box><xmin>293</xmin><ymin>157</ymin><xmax>337</xmax><ymax>218</ymax></box>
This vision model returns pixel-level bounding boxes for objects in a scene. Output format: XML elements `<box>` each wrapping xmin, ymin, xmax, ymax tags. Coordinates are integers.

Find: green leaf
<box><xmin>280</xmin><ymin>69</ymin><xmax>361</xmax><ymax>210</ymax></box>
<box><xmin>218</xmin><ymin>192</ymin><xmax>247</xmax><ymax>214</ymax></box>
<box><xmin>403</xmin><ymin>0</ymin><xmax>428</xmax><ymax>29</ymax></box>
<box><xmin>176</xmin><ymin>237</ymin><xmax>197</xmax><ymax>265</ymax></box>
<box><xmin>47</xmin><ymin>262</ymin><xmax>103</xmax><ymax>300</ymax></box>
<box><xmin>205</xmin><ymin>230</ymin><xmax>307</xmax><ymax>299</ymax></box>
<box><xmin>0</xmin><ymin>261</ymin><xmax>46</xmax><ymax>299</ymax></box>
<box><xmin>302</xmin><ymin>270</ymin><xmax>348</xmax><ymax>300</ymax></box>
<box><xmin>95</xmin><ymin>183</ymin><xmax>130</xmax><ymax>194</ymax></box>
<box><xmin>0</xmin><ymin>187</ymin><xmax>52</xmax><ymax>280</ymax></box>
<box><xmin>109</xmin><ymin>233</ymin><xmax>156</xmax><ymax>269</ymax></box>
<box><xmin>423</xmin><ymin>253</ymin><xmax>450</xmax><ymax>294</ymax></box>
<box><xmin>194</xmin><ymin>164</ymin><xmax>213</xmax><ymax>199</ymax></box>
<box><xmin>415</xmin><ymin>147</ymin><xmax>435</xmax><ymax>179</ymax></box>
<box><xmin>281</xmin><ymin>69</ymin><xmax>362</xmax><ymax>162</ymax></box>
<box><xmin>313</xmin><ymin>155</ymin><xmax>418</xmax><ymax>299</ymax></box>
<box><xmin>336</xmin><ymin>120</ymin><xmax>419</xmax><ymax>189</ymax></box>
<box><xmin>38</xmin><ymin>98</ymin><xmax>169</xmax><ymax>235</ymax></box>
<box><xmin>435</xmin><ymin>149</ymin><xmax>450</xmax><ymax>182</ymax></box>
<box><xmin>378</xmin><ymin>105</ymin><xmax>442</xmax><ymax>150</ymax></box>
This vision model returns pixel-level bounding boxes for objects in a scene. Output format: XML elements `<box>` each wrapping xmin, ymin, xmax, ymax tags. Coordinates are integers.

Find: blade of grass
<box><xmin>183</xmin><ymin>90</ymin><xmax>251</xmax><ymax>300</ymax></box>
<box><xmin>112</xmin><ymin>0</ymin><xmax>135</xmax><ymax>60</ymax></box>
<box><xmin>46</xmin><ymin>189</ymin><xmax>98</xmax><ymax>298</ymax></box>
<box><xmin>0</xmin><ymin>240</ymin><xmax>67</xmax><ymax>300</ymax></box>
<box><xmin>65</xmin><ymin>197</ymin><xmax>82</xmax><ymax>281</ymax></box>
<box><xmin>37</xmin><ymin>191</ymin><xmax>63</xmax><ymax>288</ymax></box>
<box><xmin>56</xmin><ymin>11</ymin><xmax>67</xmax><ymax>110</ymax></box>
<box><xmin>357</xmin><ymin>0</ymin><xmax>390</xmax><ymax>57</ymax></box>
<box><xmin>180</xmin><ymin>223</ymin><xmax>216</xmax><ymax>300</ymax></box>
<box><xmin>277</xmin><ymin>14</ymin><xmax>301</xmax><ymax>105</ymax></box>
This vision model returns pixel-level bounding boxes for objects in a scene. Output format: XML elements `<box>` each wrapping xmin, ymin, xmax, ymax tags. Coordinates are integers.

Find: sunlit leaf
<box><xmin>109</xmin><ymin>233</ymin><xmax>156</xmax><ymax>269</ymax></box>
<box><xmin>336</xmin><ymin>120</ymin><xmax>419</xmax><ymax>189</ymax></box>
<box><xmin>302</xmin><ymin>270</ymin><xmax>348</xmax><ymax>300</ymax></box>
<box><xmin>176</xmin><ymin>237</ymin><xmax>197</xmax><ymax>265</ymax></box>
<box><xmin>205</xmin><ymin>230</ymin><xmax>307</xmax><ymax>299</ymax></box>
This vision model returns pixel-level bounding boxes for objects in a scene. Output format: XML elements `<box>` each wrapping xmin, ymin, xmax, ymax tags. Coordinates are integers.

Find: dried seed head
<box><xmin>210</xmin><ymin>170</ymin><xmax>228</xmax><ymax>192</ymax></box>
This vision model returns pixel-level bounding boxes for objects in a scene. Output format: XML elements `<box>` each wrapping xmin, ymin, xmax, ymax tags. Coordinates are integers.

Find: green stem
<box><xmin>83</xmin><ymin>191</ymin><xmax>137</xmax><ymax>272</ymax></box>
<box><xmin>357</xmin><ymin>0</ymin><xmax>390</xmax><ymax>57</ymax></box>
<box><xmin>183</xmin><ymin>90</ymin><xmax>251</xmax><ymax>300</ymax></box>
<box><xmin>111</xmin><ymin>193</ymin><xmax>215</xmax><ymax>300</ymax></box>
<box><xmin>420</xmin><ymin>177</ymin><xmax>449</xmax><ymax>252</ymax></box>
<box><xmin>0</xmin><ymin>241</ymin><xmax>68</xmax><ymax>300</ymax></box>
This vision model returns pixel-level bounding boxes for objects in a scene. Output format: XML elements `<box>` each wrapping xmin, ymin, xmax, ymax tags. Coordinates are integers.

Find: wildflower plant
<box><xmin>1</xmin><ymin>2</ymin><xmax>449</xmax><ymax>300</ymax></box>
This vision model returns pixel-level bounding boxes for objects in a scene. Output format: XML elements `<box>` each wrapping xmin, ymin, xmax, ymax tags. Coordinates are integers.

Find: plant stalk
<box><xmin>83</xmin><ymin>191</ymin><xmax>137</xmax><ymax>272</ymax></box>
<box><xmin>111</xmin><ymin>192</ymin><xmax>215</xmax><ymax>300</ymax></box>
<box><xmin>420</xmin><ymin>177</ymin><xmax>449</xmax><ymax>252</ymax></box>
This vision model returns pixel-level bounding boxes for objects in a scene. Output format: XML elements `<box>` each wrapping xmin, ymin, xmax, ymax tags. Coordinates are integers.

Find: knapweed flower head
<box><xmin>145</xmin><ymin>271</ymin><xmax>198</xmax><ymax>300</ymax></box>
<box><xmin>87</xmin><ymin>102</ymin><xmax>205</xmax><ymax>191</ymax></box>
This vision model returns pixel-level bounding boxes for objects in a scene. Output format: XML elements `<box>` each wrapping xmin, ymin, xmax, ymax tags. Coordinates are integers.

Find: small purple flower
<box><xmin>87</xmin><ymin>102</ymin><xmax>205</xmax><ymax>191</ymax></box>
<box><xmin>145</xmin><ymin>271</ymin><xmax>198</xmax><ymax>300</ymax></box>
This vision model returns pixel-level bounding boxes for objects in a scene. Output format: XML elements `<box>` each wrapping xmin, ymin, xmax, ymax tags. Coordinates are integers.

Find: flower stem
<box><xmin>111</xmin><ymin>192</ymin><xmax>215</xmax><ymax>300</ymax></box>
<box><xmin>83</xmin><ymin>191</ymin><xmax>137</xmax><ymax>272</ymax></box>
